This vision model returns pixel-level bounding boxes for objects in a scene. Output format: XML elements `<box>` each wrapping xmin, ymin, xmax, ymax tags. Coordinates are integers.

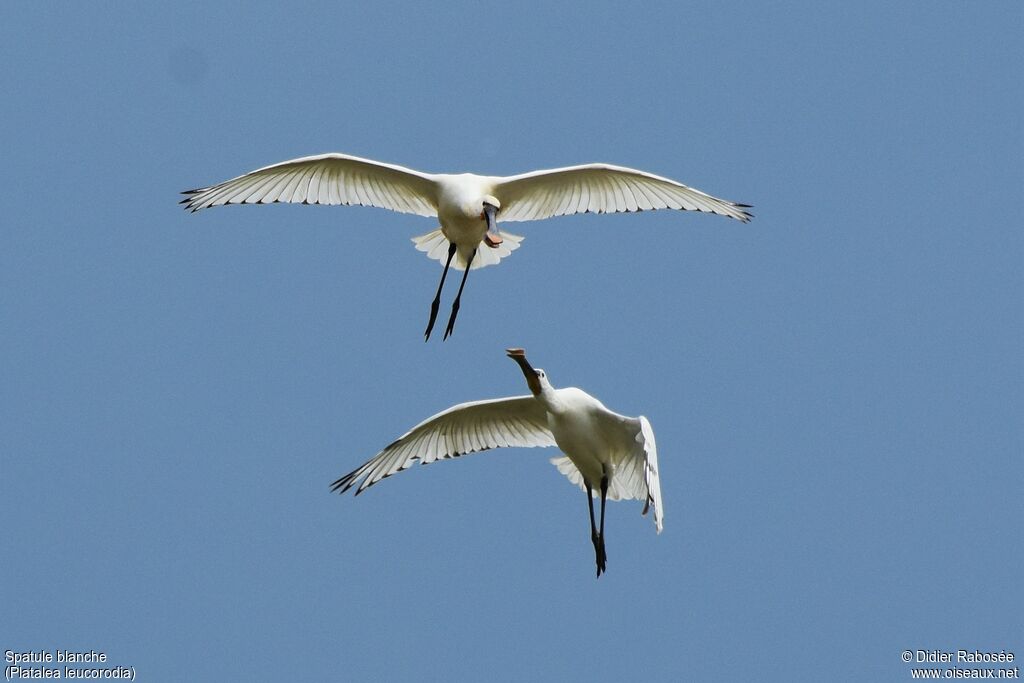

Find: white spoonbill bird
<box><xmin>182</xmin><ymin>153</ymin><xmax>751</xmax><ymax>340</ymax></box>
<box><xmin>330</xmin><ymin>348</ymin><xmax>663</xmax><ymax>577</ymax></box>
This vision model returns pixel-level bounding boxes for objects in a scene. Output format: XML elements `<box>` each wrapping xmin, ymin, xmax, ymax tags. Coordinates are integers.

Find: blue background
<box><xmin>2</xmin><ymin>2</ymin><xmax>1021</xmax><ymax>680</ymax></box>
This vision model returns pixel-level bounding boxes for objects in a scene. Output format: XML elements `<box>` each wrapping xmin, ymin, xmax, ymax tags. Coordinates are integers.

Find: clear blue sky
<box><xmin>2</xmin><ymin>2</ymin><xmax>1021</xmax><ymax>681</ymax></box>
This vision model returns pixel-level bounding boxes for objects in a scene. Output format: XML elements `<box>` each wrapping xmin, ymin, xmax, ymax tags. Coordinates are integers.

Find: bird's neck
<box><xmin>536</xmin><ymin>385</ymin><xmax>562</xmax><ymax>411</ymax></box>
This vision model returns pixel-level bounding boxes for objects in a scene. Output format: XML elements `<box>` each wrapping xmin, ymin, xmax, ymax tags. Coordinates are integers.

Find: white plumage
<box><xmin>331</xmin><ymin>348</ymin><xmax>663</xmax><ymax>577</ymax></box>
<box><xmin>183</xmin><ymin>152</ymin><xmax>751</xmax><ymax>339</ymax></box>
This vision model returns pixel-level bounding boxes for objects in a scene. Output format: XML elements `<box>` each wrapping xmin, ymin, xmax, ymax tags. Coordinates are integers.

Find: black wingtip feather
<box><xmin>330</xmin><ymin>473</ymin><xmax>356</xmax><ymax>494</ymax></box>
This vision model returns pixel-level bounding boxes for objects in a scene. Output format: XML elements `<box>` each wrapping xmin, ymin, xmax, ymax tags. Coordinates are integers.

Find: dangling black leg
<box><xmin>442</xmin><ymin>247</ymin><xmax>476</xmax><ymax>341</ymax></box>
<box><xmin>585</xmin><ymin>480</ymin><xmax>604</xmax><ymax>578</ymax></box>
<box><xmin>424</xmin><ymin>242</ymin><xmax>457</xmax><ymax>341</ymax></box>
<box><xmin>597</xmin><ymin>473</ymin><xmax>609</xmax><ymax>575</ymax></box>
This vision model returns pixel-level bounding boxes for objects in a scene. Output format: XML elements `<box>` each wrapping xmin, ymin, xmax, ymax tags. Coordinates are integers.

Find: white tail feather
<box><xmin>412</xmin><ymin>229</ymin><xmax>525</xmax><ymax>271</ymax></box>
<box><xmin>550</xmin><ymin>456</ymin><xmax>646</xmax><ymax>503</ymax></box>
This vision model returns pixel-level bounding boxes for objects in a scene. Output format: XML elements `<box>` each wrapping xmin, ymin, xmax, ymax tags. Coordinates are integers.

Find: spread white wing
<box><xmin>181</xmin><ymin>152</ymin><xmax>439</xmax><ymax>217</ymax></box>
<box><xmin>637</xmin><ymin>416</ymin><xmax>663</xmax><ymax>533</ymax></box>
<box><xmin>331</xmin><ymin>396</ymin><xmax>556</xmax><ymax>495</ymax></box>
<box><xmin>550</xmin><ymin>414</ymin><xmax>663</xmax><ymax>533</ymax></box>
<box><xmin>494</xmin><ymin>163</ymin><xmax>751</xmax><ymax>223</ymax></box>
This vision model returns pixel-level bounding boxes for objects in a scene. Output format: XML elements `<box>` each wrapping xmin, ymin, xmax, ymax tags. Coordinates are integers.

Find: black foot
<box><xmin>592</xmin><ymin>534</ymin><xmax>607</xmax><ymax>577</ymax></box>
<box><xmin>442</xmin><ymin>302</ymin><xmax>460</xmax><ymax>341</ymax></box>
<box><xmin>424</xmin><ymin>300</ymin><xmax>441</xmax><ymax>341</ymax></box>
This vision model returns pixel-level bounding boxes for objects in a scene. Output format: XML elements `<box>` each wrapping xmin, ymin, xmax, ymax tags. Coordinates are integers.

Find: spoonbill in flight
<box><xmin>182</xmin><ymin>153</ymin><xmax>751</xmax><ymax>340</ymax></box>
<box><xmin>330</xmin><ymin>348</ymin><xmax>663</xmax><ymax>577</ymax></box>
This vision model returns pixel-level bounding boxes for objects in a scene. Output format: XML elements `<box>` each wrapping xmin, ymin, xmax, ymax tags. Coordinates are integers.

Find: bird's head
<box><xmin>482</xmin><ymin>195</ymin><xmax>502</xmax><ymax>246</ymax></box>
<box><xmin>481</xmin><ymin>195</ymin><xmax>501</xmax><ymax>216</ymax></box>
<box><xmin>506</xmin><ymin>347</ymin><xmax>548</xmax><ymax>396</ymax></box>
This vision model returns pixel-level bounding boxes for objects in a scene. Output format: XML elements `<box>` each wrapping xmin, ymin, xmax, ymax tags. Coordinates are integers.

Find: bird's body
<box><xmin>331</xmin><ymin>348</ymin><xmax>663</xmax><ymax>577</ymax></box>
<box><xmin>541</xmin><ymin>387</ymin><xmax>647</xmax><ymax>497</ymax></box>
<box><xmin>432</xmin><ymin>173</ymin><xmax>503</xmax><ymax>270</ymax></box>
<box><xmin>183</xmin><ymin>152</ymin><xmax>751</xmax><ymax>339</ymax></box>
